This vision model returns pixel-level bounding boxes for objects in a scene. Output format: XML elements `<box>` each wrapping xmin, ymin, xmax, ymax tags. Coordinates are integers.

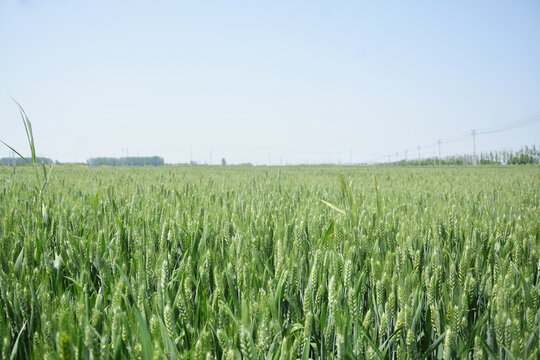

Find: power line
<box><xmin>26</xmin><ymin>112</ymin><xmax>537</xmax><ymax>165</ymax></box>
<box><xmin>369</xmin><ymin>110</ymin><xmax>540</xmax><ymax>164</ymax></box>
<box><xmin>440</xmin><ymin>134</ymin><xmax>470</xmax><ymax>144</ymax></box>
<box><xmin>476</xmin><ymin>112</ymin><xmax>540</xmax><ymax>135</ymax></box>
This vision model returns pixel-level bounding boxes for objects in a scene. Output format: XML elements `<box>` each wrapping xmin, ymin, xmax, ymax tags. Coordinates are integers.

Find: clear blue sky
<box><xmin>1</xmin><ymin>0</ymin><xmax>539</xmax><ymax>164</ymax></box>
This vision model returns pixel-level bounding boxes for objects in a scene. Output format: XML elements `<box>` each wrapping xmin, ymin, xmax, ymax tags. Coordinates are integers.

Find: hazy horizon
<box><xmin>1</xmin><ymin>1</ymin><xmax>539</xmax><ymax>165</ymax></box>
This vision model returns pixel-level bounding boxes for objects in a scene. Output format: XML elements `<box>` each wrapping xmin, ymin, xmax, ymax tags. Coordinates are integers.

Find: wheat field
<box><xmin>0</xmin><ymin>165</ymin><xmax>538</xmax><ymax>359</ymax></box>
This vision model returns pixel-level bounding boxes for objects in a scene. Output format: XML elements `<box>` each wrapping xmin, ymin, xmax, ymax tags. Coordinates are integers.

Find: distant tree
<box><xmin>0</xmin><ymin>157</ymin><xmax>53</xmax><ymax>166</ymax></box>
<box><xmin>221</xmin><ymin>158</ymin><xmax>227</xmax><ymax>166</ymax></box>
<box><xmin>87</xmin><ymin>156</ymin><xmax>164</xmax><ymax>167</ymax></box>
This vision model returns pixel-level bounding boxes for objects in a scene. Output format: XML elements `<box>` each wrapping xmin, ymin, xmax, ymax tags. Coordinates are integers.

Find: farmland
<box><xmin>0</xmin><ymin>165</ymin><xmax>539</xmax><ymax>359</ymax></box>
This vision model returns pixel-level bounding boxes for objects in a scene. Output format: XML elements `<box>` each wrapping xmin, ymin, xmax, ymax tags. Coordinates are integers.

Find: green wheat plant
<box><xmin>1</xmin><ymin>99</ymin><xmax>53</xmax><ymax>224</ymax></box>
<box><xmin>0</xmin><ymin>154</ymin><xmax>538</xmax><ymax>358</ymax></box>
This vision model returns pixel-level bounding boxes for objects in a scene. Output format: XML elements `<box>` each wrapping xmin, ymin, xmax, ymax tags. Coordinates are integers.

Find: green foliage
<box><xmin>87</xmin><ymin>156</ymin><xmax>164</xmax><ymax>167</ymax></box>
<box><xmin>0</xmin><ymin>165</ymin><xmax>539</xmax><ymax>359</ymax></box>
<box><xmin>507</xmin><ymin>146</ymin><xmax>540</xmax><ymax>165</ymax></box>
<box><xmin>0</xmin><ymin>157</ymin><xmax>53</xmax><ymax>166</ymax></box>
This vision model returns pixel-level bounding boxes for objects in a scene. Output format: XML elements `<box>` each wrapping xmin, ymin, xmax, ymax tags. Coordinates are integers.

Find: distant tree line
<box><xmin>54</xmin><ymin>160</ymin><xmax>87</xmax><ymax>166</ymax></box>
<box><xmin>1</xmin><ymin>147</ymin><xmax>537</xmax><ymax>167</ymax></box>
<box><xmin>86</xmin><ymin>156</ymin><xmax>164</xmax><ymax>167</ymax></box>
<box><xmin>0</xmin><ymin>156</ymin><xmax>165</xmax><ymax>167</ymax></box>
<box><xmin>0</xmin><ymin>157</ymin><xmax>53</xmax><ymax>166</ymax></box>
<box><xmin>387</xmin><ymin>145</ymin><xmax>539</xmax><ymax>166</ymax></box>
<box><xmin>504</xmin><ymin>146</ymin><xmax>540</xmax><ymax>165</ymax></box>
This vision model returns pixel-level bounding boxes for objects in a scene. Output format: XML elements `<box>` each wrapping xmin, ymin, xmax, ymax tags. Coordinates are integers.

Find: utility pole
<box><xmin>396</xmin><ymin>152</ymin><xmax>399</xmax><ymax>165</ymax></box>
<box><xmin>405</xmin><ymin>150</ymin><xmax>408</xmax><ymax>162</ymax></box>
<box><xmin>209</xmin><ymin>149</ymin><xmax>212</xmax><ymax>165</ymax></box>
<box><xmin>472</xmin><ymin>130</ymin><xmax>477</xmax><ymax>165</ymax></box>
<box><xmin>190</xmin><ymin>148</ymin><xmax>193</xmax><ymax>165</ymax></box>
<box><xmin>438</xmin><ymin>140</ymin><xmax>441</xmax><ymax>166</ymax></box>
<box><xmin>268</xmin><ymin>147</ymin><xmax>271</xmax><ymax>166</ymax></box>
<box><xmin>350</xmin><ymin>149</ymin><xmax>352</xmax><ymax>164</ymax></box>
<box><xmin>418</xmin><ymin>146</ymin><xmax>421</xmax><ymax>162</ymax></box>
